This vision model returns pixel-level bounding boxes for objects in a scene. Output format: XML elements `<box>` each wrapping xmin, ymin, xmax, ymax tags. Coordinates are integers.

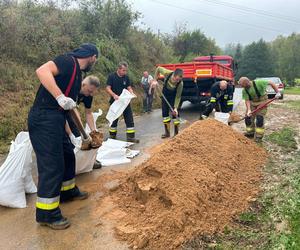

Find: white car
<box><xmin>255</xmin><ymin>77</ymin><xmax>284</xmax><ymax>99</ymax></box>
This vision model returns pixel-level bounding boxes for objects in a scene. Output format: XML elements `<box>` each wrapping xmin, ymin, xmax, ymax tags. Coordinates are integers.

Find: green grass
<box><xmin>266</xmin><ymin>127</ymin><xmax>298</xmax><ymax>152</ymax></box>
<box><xmin>285</xmin><ymin>100</ymin><xmax>300</xmax><ymax>111</ymax></box>
<box><xmin>284</xmin><ymin>87</ymin><xmax>300</xmax><ymax>95</ymax></box>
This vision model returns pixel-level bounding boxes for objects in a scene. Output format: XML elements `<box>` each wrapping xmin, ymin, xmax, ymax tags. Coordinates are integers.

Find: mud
<box><xmin>97</xmin><ymin>119</ymin><xmax>267</xmax><ymax>249</ymax></box>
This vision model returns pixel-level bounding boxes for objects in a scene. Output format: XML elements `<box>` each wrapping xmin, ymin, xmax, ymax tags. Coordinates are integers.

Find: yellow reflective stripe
<box><xmin>227</xmin><ymin>100</ymin><xmax>234</xmax><ymax>105</ymax></box>
<box><xmin>36</xmin><ymin>201</ymin><xmax>59</xmax><ymax>210</ymax></box>
<box><xmin>210</xmin><ymin>99</ymin><xmax>216</xmax><ymax>103</ymax></box>
<box><xmin>36</xmin><ymin>196</ymin><xmax>60</xmax><ymax>210</ymax></box>
<box><xmin>109</xmin><ymin>128</ymin><xmax>117</xmax><ymax>133</ymax></box>
<box><xmin>174</xmin><ymin>121</ymin><xmax>180</xmax><ymax>125</ymax></box>
<box><xmin>246</xmin><ymin>127</ymin><xmax>254</xmax><ymax>132</ymax></box>
<box><xmin>61</xmin><ymin>179</ymin><xmax>75</xmax><ymax>191</ymax></box>
<box><xmin>163</xmin><ymin>117</ymin><xmax>171</xmax><ymax>123</ymax></box>
<box><xmin>126</xmin><ymin>130</ymin><xmax>135</xmax><ymax>134</ymax></box>
<box><xmin>61</xmin><ymin>183</ymin><xmax>75</xmax><ymax>191</ymax></box>
<box><xmin>255</xmin><ymin>128</ymin><xmax>265</xmax><ymax>134</ymax></box>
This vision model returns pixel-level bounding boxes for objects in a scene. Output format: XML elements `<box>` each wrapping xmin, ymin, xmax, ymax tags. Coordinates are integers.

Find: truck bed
<box><xmin>157</xmin><ymin>62</ymin><xmax>233</xmax><ymax>81</ymax></box>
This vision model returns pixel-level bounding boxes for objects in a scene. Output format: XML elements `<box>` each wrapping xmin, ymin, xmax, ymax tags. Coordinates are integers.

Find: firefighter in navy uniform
<box><xmin>152</xmin><ymin>66</ymin><xmax>183</xmax><ymax>138</ymax></box>
<box><xmin>203</xmin><ymin>80</ymin><xmax>234</xmax><ymax>117</ymax></box>
<box><xmin>66</xmin><ymin>76</ymin><xmax>103</xmax><ymax>169</ymax></box>
<box><xmin>106</xmin><ymin>62</ymin><xmax>139</xmax><ymax>143</ymax></box>
<box><xmin>28</xmin><ymin>43</ymin><xmax>98</xmax><ymax>230</ymax></box>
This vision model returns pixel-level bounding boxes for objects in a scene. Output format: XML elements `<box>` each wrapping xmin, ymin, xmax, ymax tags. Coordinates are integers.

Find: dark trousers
<box><xmin>28</xmin><ymin>107</ymin><xmax>76</xmax><ymax>223</ymax></box>
<box><xmin>110</xmin><ymin>103</ymin><xmax>134</xmax><ymax>130</ymax></box>
<box><xmin>161</xmin><ymin>90</ymin><xmax>180</xmax><ymax>122</ymax></box>
<box><xmin>204</xmin><ymin>99</ymin><xmax>229</xmax><ymax>116</ymax></box>
<box><xmin>142</xmin><ymin>87</ymin><xmax>153</xmax><ymax>112</ymax></box>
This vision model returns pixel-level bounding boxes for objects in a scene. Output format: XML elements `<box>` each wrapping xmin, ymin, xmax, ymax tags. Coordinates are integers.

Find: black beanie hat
<box><xmin>68</xmin><ymin>43</ymin><xmax>99</xmax><ymax>58</ymax></box>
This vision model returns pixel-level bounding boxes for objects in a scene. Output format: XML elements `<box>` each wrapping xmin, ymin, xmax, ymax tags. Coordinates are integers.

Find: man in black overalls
<box><xmin>203</xmin><ymin>80</ymin><xmax>234</xmax><ymax>117</ymax></box>
<box><xmin>28</xmin><ymin>43</ymin><xmax>98</xmax><ymax>230</ymax></box>
<box><xmin>66</xmin><ymin>75</ymin><xmax>102</xmax><ymax>168</ymax></box>
<box><xmin>152</xmin><ymin>66</ymin><xmax>183</xmax><ymax>138</ymax></box>
<box><xmin>106</xmin><ymin>62</ymin><xmax>139</xmax><ymax>143</ymax></box>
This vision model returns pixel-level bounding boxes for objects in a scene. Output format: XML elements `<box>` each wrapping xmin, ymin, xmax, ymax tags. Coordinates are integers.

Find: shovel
<box><xmin>228</xmin><ymin>97</ymin><xmax>276</xmax><ymax>125</ymax></box>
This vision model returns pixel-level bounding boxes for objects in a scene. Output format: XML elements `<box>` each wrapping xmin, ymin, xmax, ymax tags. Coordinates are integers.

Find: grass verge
<box><xmin>284</xmin><ymin>87</ymin><xmax>300</xmax><ymax>95</ymax></box>
<box><xmin>266</xmin><ymin>127</ymin><xmax>298</xmax><ymax>152</ymax></box>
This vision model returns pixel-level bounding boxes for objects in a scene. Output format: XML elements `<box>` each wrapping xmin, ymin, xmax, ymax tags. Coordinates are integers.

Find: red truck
<box><xmin>157</xmin><ymin>55</ymin><xmax>236</xmax><ymax>109</ymax></box>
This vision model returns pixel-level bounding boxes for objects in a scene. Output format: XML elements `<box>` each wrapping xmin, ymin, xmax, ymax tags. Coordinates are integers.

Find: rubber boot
<box><xmin>255</xmin><ymin>127</ymin><xmax>264</xmax><ymax>143</ymax></box>
<box><xmin>126</xmin><ymin>132</ymin><xmax>140</xmax><ymax>143</ymax></box>
<box><xmin>161</xmin><ymin>123</ymin><xmax>171</xmax><ymax>139</ymax></box>
<box><xmin>39</xmin><ymin>217</ymin><xmax>71</xmax><ymax>230</ymax></box>
<box><xmin>244</xmin><ymin>127</ymin><xmax>255</xmax><ymax>138</ymax></box>
<box><xmin>109</xmin><ymin>131</ymin><xmax>117</xmax><ymax>139</ymax></box>
<box><xmin>174</xmin><ymin>124</ymin><xmax>179</xmax><ymax>136</ymax></box>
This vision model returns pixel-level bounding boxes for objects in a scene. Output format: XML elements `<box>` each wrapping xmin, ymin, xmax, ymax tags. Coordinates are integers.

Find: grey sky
<box><xmin>130</xmin><ymin>0</ymin><xmax>300</xmax><ymax>47</ymax></box>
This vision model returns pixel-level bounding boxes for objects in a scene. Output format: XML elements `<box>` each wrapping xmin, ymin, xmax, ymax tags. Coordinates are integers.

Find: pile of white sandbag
<box><xmin>0</xmin><ymin>132</ymin><xmax>37</xmax><ymax>208</ymax></box>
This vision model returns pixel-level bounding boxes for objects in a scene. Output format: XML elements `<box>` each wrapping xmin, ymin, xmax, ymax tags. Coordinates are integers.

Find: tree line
<box><xmin>224</xmin><ymin>34</ymin><xmax>300</xmax><ymax>86</ymax></box>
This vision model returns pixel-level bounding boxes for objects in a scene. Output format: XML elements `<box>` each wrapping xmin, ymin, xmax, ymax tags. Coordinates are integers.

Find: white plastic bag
<box><xmin>75</xmin><ymin>148</ymin><xmax>98</xmax><ymax>175</ymax></box>
<box><xmin>85</xmin><ymin>109</ymin><xmax>103</xmax><ymax>134</ymax></box>
<box><xmin>0</xmin><ymin>132</ymin><xmax>36</xmax><ymax>208</ymax></box>
<box><xmin>233</xmin><ymin>87</ymin><xmax>243</xmax><ymax>111</ymax></box>
<box><xmin>106</xmin><ymin>89</ymin><xmax>136</xmax><ymax>126</ymax></box>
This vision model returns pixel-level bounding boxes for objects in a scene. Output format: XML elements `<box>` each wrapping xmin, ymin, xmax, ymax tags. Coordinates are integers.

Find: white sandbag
<box><xmin>214</xmin><ymin>112</ymin><xmax>230</xmax><ymax>124</ymax></box>
<box><xmin>75</xmin><ymin>148</ymin><xmax>98</xmax><ymax>175</ymax></box>
<box><xmin>85</xmin><ymin>109</ymin><xmax>103</xmax><ymax>134</ymax></box>
<box><xmin>233</xmin><ymin>87</ymin><xmax>243</xmax><ymax>111</ymax></box>
<box><xmin>126</xmin><ymin>149</ymin><xmax>140</xmax><ymax>159</ymax></box>
<box><xmin>106</xmin><ymin>89</ymin><xmax>136</xmax><ymax>126</ymax></box>
<box><xmin>102</xmin><ymin>138</ymin><xmax>134</xmax><ymax>149</ymax></box>
<box><xmin>96</xmin><ymin>148</ymin><xmax>131</xmax><ymax>166</ymax></box>
<box><xmin>0</xmin><ymin>131</ymin><xmax>36</xmax><ymax>208</ymax></box>
<box><xmin>0</xmin><ymin>180</ymin><xmax>26</xmax><ymax>208</ymax></box>
<box><xmin>14</xmin><ymin>133</ymin><xmax>37</xmax><ymax>194</ymax></box>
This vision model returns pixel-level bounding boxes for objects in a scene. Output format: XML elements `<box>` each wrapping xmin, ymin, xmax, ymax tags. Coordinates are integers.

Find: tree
<box><xmin>238</xmin><ymin>39</ymin><xmax>274</xmax><ymax>79</ymax></box>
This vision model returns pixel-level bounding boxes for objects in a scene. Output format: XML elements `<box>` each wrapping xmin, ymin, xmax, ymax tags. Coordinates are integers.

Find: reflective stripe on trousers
<box><xmin>61</xmin><ymin>178</ymin><xmax>75</xmax><ymax>191</ymax></box>
<box><xmin>36</xmin><ymin>196</ymin><xmax>60</xmax><ymax>210</ymax></box>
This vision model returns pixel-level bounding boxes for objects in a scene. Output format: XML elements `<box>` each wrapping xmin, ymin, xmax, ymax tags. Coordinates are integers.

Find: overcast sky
<box><xmin>130</xmin><ymin>0</ymin><xmax>300</xmax><ymax>47</ymax></box>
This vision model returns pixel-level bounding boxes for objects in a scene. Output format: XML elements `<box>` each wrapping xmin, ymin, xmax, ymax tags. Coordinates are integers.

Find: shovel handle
<box><xmin>69</xmin><ymin>109</ymin><xmax>89</xmax><ymax>139</ymax></box>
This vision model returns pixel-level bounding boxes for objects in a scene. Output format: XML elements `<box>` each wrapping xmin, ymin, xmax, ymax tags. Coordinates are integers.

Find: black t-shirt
<box><xmin>106</xmin><ymin>72</ymin><xmax>131</xmax><ymax>102</ymax></box>
<box><xmin>33</xmin><ymin>55</ymin><xmax>82</xmax><ymax>109</ymax></box>
<box><xmin>211</xmin><ymin>82</ymin><xmax>234</xmax><ymax>100</ymax></box>
<box><xmin>77</xmin><ymin>93</ymin><xmax>93</xmax><ymax>109</ymax></box>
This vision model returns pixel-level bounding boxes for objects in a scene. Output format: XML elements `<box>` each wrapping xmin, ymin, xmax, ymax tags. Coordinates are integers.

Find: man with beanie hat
<box><xmin>28</xmin><ymin>43</ymin><xmax>98</xmax><ymax>230</ymax></box>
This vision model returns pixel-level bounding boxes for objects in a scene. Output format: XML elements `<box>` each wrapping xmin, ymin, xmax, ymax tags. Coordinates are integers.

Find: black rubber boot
<box><xmin>161</xmin><ymin>123</ymin><xmax>171</xmax><ymax>139</ymax></box>
<box><xmin>93</xmin><ymin>160</ymin><xmax>102</xmax><ymax>169</ymax></box>
<box><xmin>126</xmin><ymin>132</ymin><xmax>140</xmax><ymax>143</ymax></box>
<box><xmin>244</xmin><ymin>132</ymin><xmax>255</xmax><ymax>138</ymax></box>
<box><xmin>109</xmin><ymin>131</ymin><xmax>117</xmax><ymax>139</ymax></box>
<box><xmin>60</xmin><ymin>186</ymin><xmax>89</xmax><ymax>203</ymax></box>
<box><xmin>39</xmin><ymin>217</ymin><xmax>71</xmax><ymax>230</ymax></box>
<box><xmin>174</xmin><ymin>124</ymin><xmax>179</xmax><ymax>136</ymax></box>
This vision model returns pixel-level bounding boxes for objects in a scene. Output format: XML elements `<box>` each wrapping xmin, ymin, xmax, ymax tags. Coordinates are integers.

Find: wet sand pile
<box><xmin>106</xmin><ymin>119</ymin><xmax>267</xmax><ymax>249</ymax></box>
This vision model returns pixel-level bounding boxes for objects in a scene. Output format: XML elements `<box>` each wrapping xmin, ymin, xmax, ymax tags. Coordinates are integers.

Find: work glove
<box><xmin>275</xmin><ymin>92</ymin><xmax>281</xmax><ymax>99</ymax></box>
<box><xmin>69</xmin><ymin>133</ymin><xmax>76</xmax><ymax>145</ymax></box>
<box><xmin>56</xmin><ymin>94</ymin><xmax>76</xmax><ymax>110</ymax></box>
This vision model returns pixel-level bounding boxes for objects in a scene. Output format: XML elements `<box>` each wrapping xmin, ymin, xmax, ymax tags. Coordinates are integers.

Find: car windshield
<box><xmin>256</xmin><ymin>77</ymin><xmax>282</xmax><ymax>84</ymax></box>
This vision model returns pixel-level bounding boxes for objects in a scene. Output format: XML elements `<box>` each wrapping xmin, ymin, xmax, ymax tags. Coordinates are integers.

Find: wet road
<box><xmin>0</xmin><ymin>102</ymin><xmax>201</xmax><ymax>250</ymax></box>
